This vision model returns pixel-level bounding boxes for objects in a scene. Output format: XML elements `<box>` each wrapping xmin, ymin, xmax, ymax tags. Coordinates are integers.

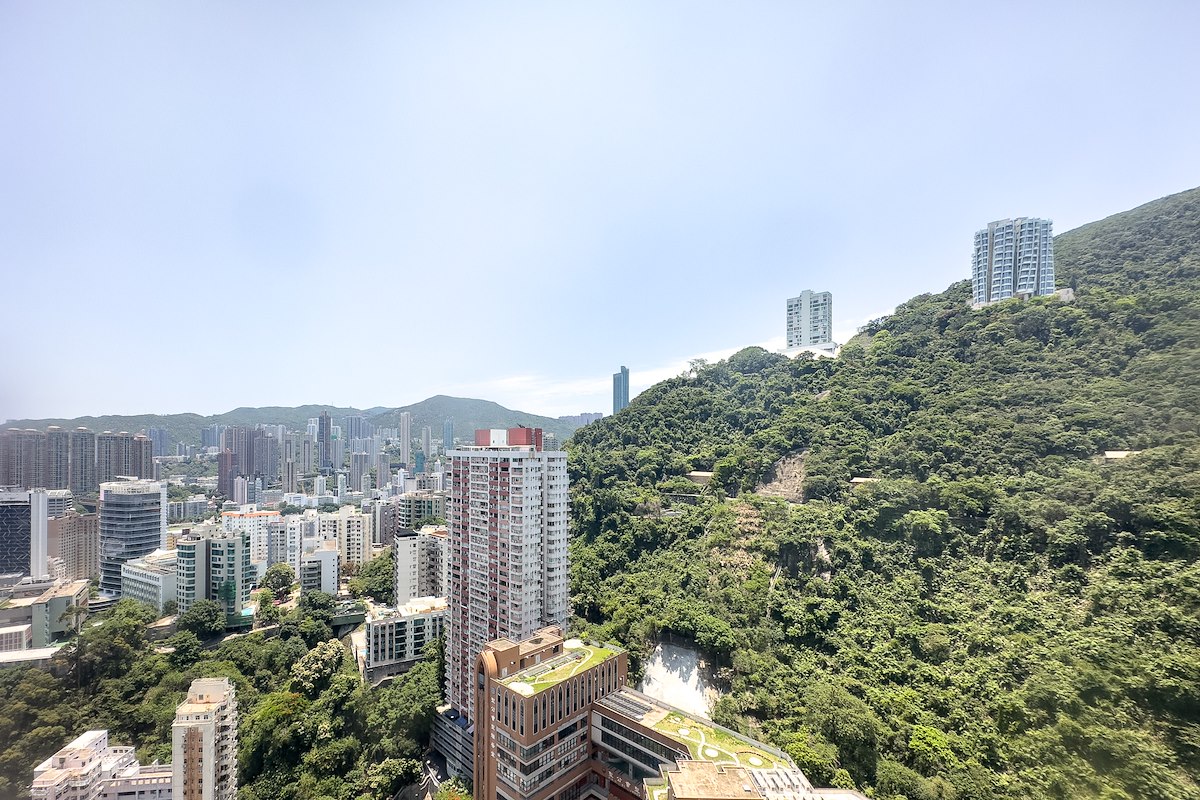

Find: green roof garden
<box><xmin>649</xmin><ymin>710</ymin><xmax>785</xmax><ymax>771</ymax></box>
<box><xmin>500</xmin><ymin>640</ymin><xmax>622</xmax><ymax>696</ymax></box>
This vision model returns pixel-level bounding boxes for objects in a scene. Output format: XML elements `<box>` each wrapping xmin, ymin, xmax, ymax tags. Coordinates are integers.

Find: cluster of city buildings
<box><xmin>31</xmin><ymin>677</ymin><xmax>238</xmax><ymax>800</ymax></box>
<box><xmin>0</xmin><ymin>427</ymin><xmax>156</xmax><ymax>497</ymax></box>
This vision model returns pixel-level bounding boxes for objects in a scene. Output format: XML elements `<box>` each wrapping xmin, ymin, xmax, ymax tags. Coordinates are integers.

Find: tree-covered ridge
<box><xmin>568</xmin><ymin>187</ymin><xmax>1200</xmax><ymax>799</ymax></box>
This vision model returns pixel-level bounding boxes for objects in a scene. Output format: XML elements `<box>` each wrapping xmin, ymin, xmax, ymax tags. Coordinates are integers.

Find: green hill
<box><xmin>568</xmin><ymin>187</ymin><xmax>1200</xmax><ymax>799</ymax></box>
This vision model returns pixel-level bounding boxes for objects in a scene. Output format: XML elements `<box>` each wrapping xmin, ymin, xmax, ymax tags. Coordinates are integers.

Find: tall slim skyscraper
<box><xmin>318</xmin><ymin>411</ymin><xmax>333</xmax><ymax>472</ymax></box>
<box><xmin>173</xmin><ymin>677</ymin><xmax>238</xmax><ymax>800</ymax></box>
<box><xmin>98</xmin><ymin>479</ymin><xmax>166</xmax><ymax>596</ymax></box>
<box><xmin>217</xmin><ymin>451</ymin><xmax>236</xmax><ymax>499</ymax></box>
<box><xmin>786</xmin><ymin>289</ymin><xmax>833</xmax><ymax>348</ymax></box>
<box><xmin>421</xmin><ymin>426</ymin><xmax>433</xmax><ymax>461</ymax></box>
<box><xmin>45</xmin><ymin>427</ymin><xmax>71</xmax><ymax>490</ymax></box>
<box><xmin>69</xmin><ymin>427</ymin><xmax>97</xmax><ymax>495</ymax></box>
<box><xmin>972</xmin><ymin>217</ymin><xmax>1055</xmax><ymax>307</ymax></box>
<box><xmin>398</xmin><ymin>412</ymin><xmax>412</xmax><ymax>468</ymax></box>
<box><xmin>343</xmin><ymin>414</ymin><xmax>369</xmax><ymax>442</ymax></box>
<box><xmin>442</xmin><ymin>419</ymin><xmax>454</xmax><ymax>455</ymax></box>
<box><xmin>131</xmin><ymin>435</ymin><xmax>154</xmax><ymax>480</ymax></box>
<box><xmin>146</xmin><ymin>427</ymin><xmax>169</xmax><ymax>457</ymax></box>
<box><xmin>444</xmin><ymin>428</ymin><xmax>569</xmax><ymax>725</ymax></box>
<box><xmin>613</xmin><ymin>365</ymin><xmax>630</xmax><ymax>414</ymax></box>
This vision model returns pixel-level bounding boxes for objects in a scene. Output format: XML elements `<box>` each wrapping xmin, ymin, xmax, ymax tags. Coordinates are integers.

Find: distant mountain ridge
<box><xmin>3</xmin><ymin>395</ymin><xmax>579</xmax><ymax>448</ymax></box>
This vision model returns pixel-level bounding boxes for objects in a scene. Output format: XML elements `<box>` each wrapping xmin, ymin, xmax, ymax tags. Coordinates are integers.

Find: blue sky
<box><xmin>2</xmin><ymin>2</ymin><xmax>1198</xmax><ymax>422</ymax></box>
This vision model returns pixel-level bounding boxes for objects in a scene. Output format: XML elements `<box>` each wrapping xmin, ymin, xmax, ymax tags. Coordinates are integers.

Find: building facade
<box><xmin>45</xmin><ymin>426</ymin><xmax>71</xmax><ymax>490</ymax></box>
<box><xmin>47</xmin><ymin>511</ymin><xmax>99</xmax><ymax>582</ymax></box>
<box><xmin>394</xmin><ymin>526</ymin><xmax>448</xmax><ymax>605</ymax></box>
<box><xmin>172</xmin><ymin>677</ymin><xmax>238</xmax><ymax>800</ymax></box>
<box><xmin>471</xmin><ymin>628</ymin><xmax>865</xmax><ymax>800</ymax></box>
<box><xmin>613</xmin><ymin>366</ymin><xmax>630</xmax><ymax>414</ymax></box>
<box><xmin>318</xmin><ymin>505</ymin><xmax>370</xmax><ymax>567</ymax></box>
<box><xmin>971</xmin><ymin>217</ymin><xmax>1055</xmax><ymax>307</ymax></box>
<box><xmin>98</xmin><ymin>480</ymin><xmax>166</xmax><ymax>597</ymax></box>
<box><xmin>300</xmin><ymin>542</ymin><xmax>338</xmax><ymax>594</ymax></box>
<box><xmin>176</xmin><ymin>528</ymin><xmax>253</xmax><ymax>623</ymax></box>
<box><xmin>785</xmin><ymin>290</ymin><xmax>833</xmax><ymax>349</ymax></box>
<box><xmin>364</xmin><ymin>596</ymin><xmax>448</xmax><ymax>683</ymax></box>
<box><xmin>121</xmin><ymin>549</ymin><xmax>178</xmax><ymax>613</ymax></box>
<box><xmin>434</xmin><ymin>427</ymin><xmax>569</xmax><ymax>779</ymax></box>
<box><xmin>31</xmin><ymin>730</ymin><xmax>172</xmax><ymax>800</ymax></box>
<box><xmin>69</xmin><ymin>427</ymin><xmax>97</xmax><ymax>496</ymax></box>
<box><xmin>221</xmin><ymin>509</ymin><xmax>280</xmax><ymax>567</ymax></box>
<box><xmin>0</xmin><ymin>488</ymin><xmax>48</xmax><ymax>580</ymax></box>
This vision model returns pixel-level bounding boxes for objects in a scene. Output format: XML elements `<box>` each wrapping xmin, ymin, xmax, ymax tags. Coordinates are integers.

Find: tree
<box><xmin>260</xmin><ymin>563</ymin><xmax>296</xmax><ymax>597</ymax></box>
<box><xmin>350</xmin><ymin>547</ymin><xmax>394</xmax><ymax>604</ymax></box>
<box><xmin>255</xmin><ymin>589</ymin><xmax>281</xmax><ymax>625</ymax></box>
<box><xmin>434</xmin><ymin>777</ymin><xmax>471</xmax><ymax>800</ymax></box>
<box><xmin>177</xmin><ymin>599</ymin><xmax>226</xmax><ymax>639</ymax></box>
<box><xmin>290</xmin><ymin>639</ymin><xmax>345</xmax><ymax>698</ymax></box>
<box><xmin>166</xmin><ymin>630</ymin><xmax>204</xmax><ymax>668</ymax></box>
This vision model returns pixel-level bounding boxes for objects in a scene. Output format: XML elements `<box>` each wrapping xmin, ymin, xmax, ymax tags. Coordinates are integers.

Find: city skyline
<box><xmin>3</xmin><ymin>4</ymin><xmax>1199</xmax><ymax>422</ymax></box>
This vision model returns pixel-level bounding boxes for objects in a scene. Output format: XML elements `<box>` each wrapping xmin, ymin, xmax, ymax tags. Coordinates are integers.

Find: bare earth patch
<box><xmin>756</xmin><ymin>452</ymin><xmax>807</xmax><ymax>503</ymax></box>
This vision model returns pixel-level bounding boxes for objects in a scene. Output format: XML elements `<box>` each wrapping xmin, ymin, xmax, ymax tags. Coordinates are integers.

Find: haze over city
<box><xmin>3</xmin><ymin>2</ymin><xmax>1199</xmax><ymax>421</ymax></box>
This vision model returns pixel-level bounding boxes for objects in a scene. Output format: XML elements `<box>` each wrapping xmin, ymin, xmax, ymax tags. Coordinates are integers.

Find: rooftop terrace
<box><xmin>500</xmin><ymin>639</ymin><xmax>622</xmax><ymax>696</ymax></box>
<box><xmin>599</xmin><ymin>689</ymin><xmax>789</xmax><ymax>772</ymax></box>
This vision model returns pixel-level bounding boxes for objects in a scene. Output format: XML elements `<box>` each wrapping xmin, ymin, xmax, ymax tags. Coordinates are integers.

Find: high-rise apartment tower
<box><xmin>971</xmin><ymin>217</ymin><xmax>1055</xmax><ymax>307</ymax></box>
<box><xmin>436</xmin><ymin>428</ymin><xmax>568</xmax><ymax>777</ymax></box>
<box><xmin>612</xmin><ymin>366</ymin><xmax>629</xmax><ymax>414</ymax></box>
<box><xmin>785</xmin><ymin>290</ymin><xmax>833</xmax><ymax>349</ymax></box>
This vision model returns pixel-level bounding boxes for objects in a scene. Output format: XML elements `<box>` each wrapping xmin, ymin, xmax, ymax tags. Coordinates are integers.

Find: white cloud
<box><xmin>452</xmin><ymin>334</ymin><xmax>791</xmax><ymax>419</ymax></box>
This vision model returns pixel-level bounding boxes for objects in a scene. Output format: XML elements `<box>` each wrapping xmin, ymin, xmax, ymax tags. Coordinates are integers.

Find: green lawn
<box><xmin>650</xmin><ymin>712</ymin><xmax>782</xmax><ymax>770</ymax></box>
<box><xmin>503</xmin><ymin>642</ymin><xmax>623</xmax><ymax>695</ymax></box>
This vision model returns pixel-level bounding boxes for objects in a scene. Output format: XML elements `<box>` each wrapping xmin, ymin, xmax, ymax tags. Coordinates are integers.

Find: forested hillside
<box><xmin>568</xmin><ymin>187</ymin><xmax>1200</xmax><ymax>799</ymax></box>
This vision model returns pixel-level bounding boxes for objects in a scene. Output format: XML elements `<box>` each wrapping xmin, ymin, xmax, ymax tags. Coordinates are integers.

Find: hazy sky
<box><xmin>3</xmin><ymin>2</ymin><xmax>1198</xmax><ymax>422</ymax></box>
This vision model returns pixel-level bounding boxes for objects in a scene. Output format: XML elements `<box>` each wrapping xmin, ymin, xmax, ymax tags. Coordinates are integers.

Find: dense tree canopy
<box><xmin>0</xmin><ymin>600</ymin><xmax>442</xmax><ymax>800</ymax></box>
<box><xmin>568</xmin><ymin>187</ymin><xmax>1200</xmax><ymax>799</ymax></box>
<box><xmin>177</xmin><ymin>599</ymin><xmax>227</xmax><ymax>639</ymax></box>
<box><xmin>260</xmin><ymin>563</ymin><xmax>297</xmax><ymax>597</ymax></box>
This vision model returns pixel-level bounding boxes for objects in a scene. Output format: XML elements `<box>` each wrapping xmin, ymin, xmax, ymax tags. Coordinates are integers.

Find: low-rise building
<box><xmin>0</xmin><ymin>579</ymin><xmax>89</xmax><ymax>648</ymax></box>
<box><xmin>0</xmin><ymin>622</ymin><xmax>33</xmax><ymax>652</ymax></box>
<box><xmin>300</xmin><ymin>542</ymin><xmax>338</xmax><ymax>595</ymax></box>
<box><xmin>31</xmin><ymin>729</ymin><xmax>172</xmax><ymax>800</ymax></box>
<box><xmin>121</xmin><ymin>549</ymin><xmax>178</xmax><ymax>613</ymax></box>
<box><xmin>364</xmin><ymin>596</ymin><xmax>447</xmax><ymax>683</ymax></box>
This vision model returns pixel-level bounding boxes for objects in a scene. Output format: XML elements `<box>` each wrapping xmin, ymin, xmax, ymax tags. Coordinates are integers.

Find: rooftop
<box><xmin>500</xmin><ymin>639</ymin><xmax>622</xmax><ymax>696</ymax></box>
<box><xmin>598</xmin><ymin>689</ymin><xmax>788</xmax><ymax>771</ymax></box>
<box><xmin>663</xmin><ymin>761</ymin><xmax>761</xmax><ymax>800</ymax></box>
